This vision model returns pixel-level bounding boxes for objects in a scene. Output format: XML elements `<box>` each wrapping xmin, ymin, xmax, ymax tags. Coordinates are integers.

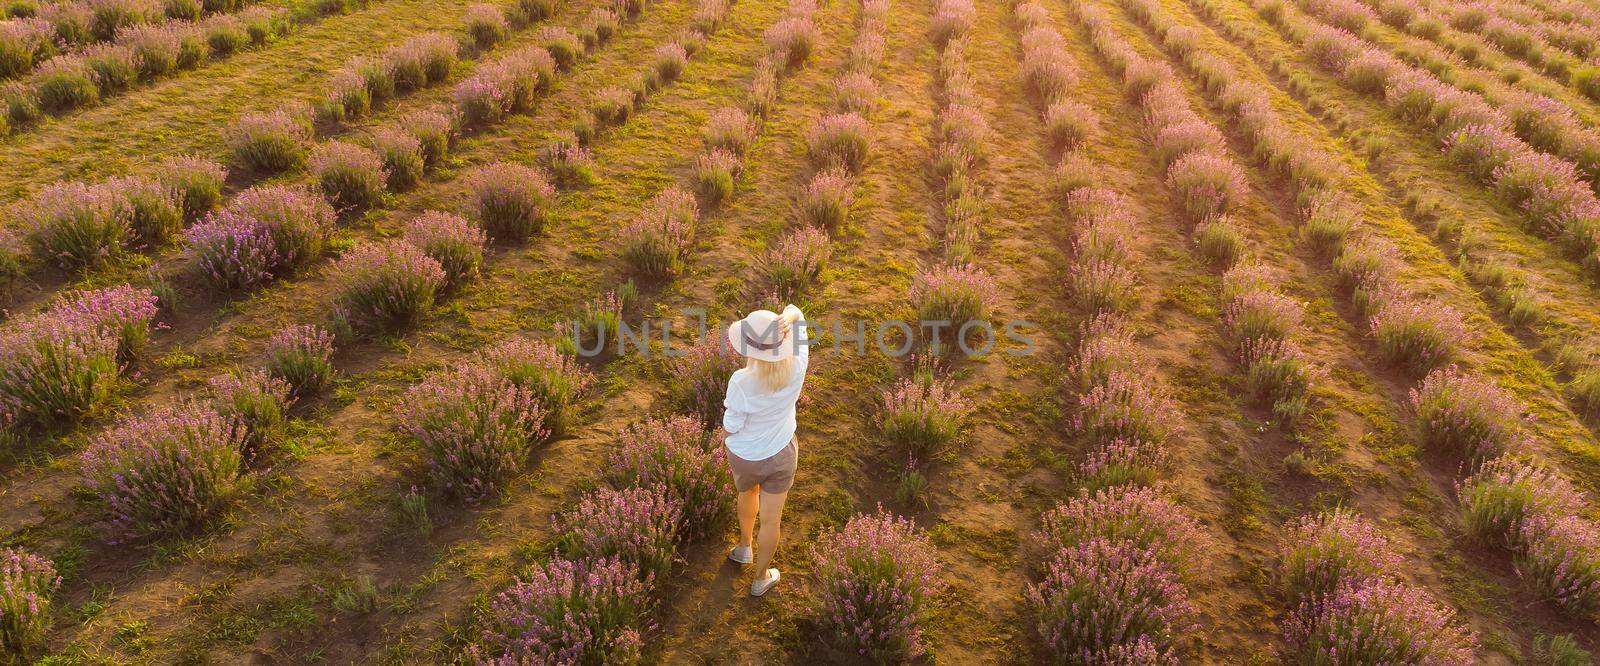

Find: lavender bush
<box><xmin>401</xmin><ymin>110</ymin><xmax>454</xmax><ymax>168</ymax></box>
<box><xmin>226</xmin><ymin>105</ymin><xmax>312</xmax><ymax>172</ymax></box>
<box><xmin>1166</xmin><ymin>151</ymin><xmax>1244</xmax><ymax>222</ymax></box>
<box><xmin>464</xmin><ymin>2</ymin><xmax>508</xmax><ymax>49</ymax></box>
<box><xmin>475</xmin><ymin>337</ymin><xmax>593</xmax><ymax>437</ymax></box>
<box><xmin>604</xmin><ymin>415</ymin><xmax>731</xmax><ymax>540</ymax></box>
<box><xmin>557</xmin><ymin>485</ymin><xmax>684</xmax><ymax>581</ymax></box>
<box><xmin>796</xmin><ymin>167</ymin><xmax>852</xmax><ymax>230</ymax></box>
<box><xmin>80</xmin><ymin>403</ymin><xmax>247</xmax><ymax>542</ymax></box>
<box><xmin>264</xmin><ymin>323</ymin><xmax>335</xmax><ymax>396</ymax></box>
<box><xmin>756</xmin><ymin>225</ymin><xmax>829</xmax><ymax>302</ymax></box>
<box><xmin>1044</xmin><ymin>99</ymin><xmax>1098</xmax><ymax>153</ymax></box>
<box><xmin>764</xmin><ymin>16</ymin><xmax>816</xmax><ymax>70</ymax></box>
<box><xmin>17</xmin><ymin>180</ymin><xmax>132</xmax><ymax>267</ymax></box>
<box><xmin>667</xmin><ymin>333</ymin><xmax>739</xmax><ymax>427</ymax></box>
<box><xmin>153</xmin><ymin>154</ymin><xmax>227</xmax><ymax>222</ymax></box>
<box><xmin>0</xmin><ymin>292</ymin><xmax>121</xmax><ymax>432</ymax></box>
<box><xmin>310</xmin><ymin>141</ymin><xmax>388</xmax><ymax>213</ymax></box>
<box><xmin>807</xmin><ymin>112</ymin><xmax>870</xmax><ymax>174</ymax></box>
<box><xmin>909</xmin><ymin>263</ymin><xmax>996</xmax><ymax>337</ymax></box>
<box><xmin>1028</xmin><ymin>537</ymin><xmax>1196</xmax><ymax>663</ymax></box>
<box><xmin>403</xmin><ymin>211</ymin><xmax>486</xmax><ymax>289</ymax></box>
<box><xmin>811</xmin><ymin>510</ymin><xmax>945</xmax><ymax>662</ymax></box>
<box><xmin>1281</xmin><ymin>577</ymin><xmax>1477</xmax><ymax>664</ymax></box>
<box><xmin>653</xmin><ymin>41</ymin><xmax>687</xmax><ymax>83</ymax></box>
<box><xmin>1370</xmin><ymin>299</ymin><xmax>1465</xmax><ymax>376</ymax></box>
<box><xmin>880</xmin><ymin>360</ymin><xmax>971</xmax><ymax>459</ymax></box>
<box><xmin>621</xmin><ymin>187</ymin><xmax>697</xmax><ymax>279</ymax></box>
<box><xmin>1037</xmin><ymin>486</ymin><xmax>1205</xmax><ymax>572</ymax></box>
<box><xmin>691</xmin><ymin>148</ymin><xmax>738</xmax><ymax>205</ymax></box>
<box><xmin>1409</xmin><ymin>366</ymin><xmax>1524</xmax><ymax>463</ymax></box>
<box><xmin>1515</xmin><ymin>513</ymin><xmax>1600</xmax><ymax>618</ymax></box>
<box><xmin>540</xmin><ymin>130</ymin><xmax>596</xmax><ymax>186</ymax></box>
<box><xmin>1457</xmin><ymin>456</ymin><xmax>1586</xmax><ymax>546</ymax></box>
<box><xmin>0</xmin><ymin>547</ymin><xmax>60</xmax><ymax>658</ymax></box>
<box><xmin>32</xmin><ymin>55</ymin><xmax>98</xmax><ymax>112</ymax></box>
<box><xmin>703</xmin><ymin>106</ymin><xmax>755</xmax><ymax>156</ymax></box>
<box><xmin>332</xmin><ymin>240</ymin><xmax>446</xmax><ymax>332</ymax></box>
<box><xmin>397</xmin><ymin>364</ymin><xmax>545</xmax><ymax>503</ymax></box>
<box><xmin>465</xmin><ymin>162</ymin><xmax>557</xmax><ymax>242</ymax></box>
<box><xmin>468</xmin><ymin>557</ymin><xmax>649</xmax><ymax>664</ymax></box>
<box><xmin>371</xmin><ymin>128</ymin><xmax>425</xmax><ymax>191</ymax></box>
<box><xmin>207</xmin><ymin>368</ymin><xmax>291</xmax><ymax>462</ymax></box>
<box><xmin>1072</xmin><ymin>371</ymin><xmax>1175</xmax><ymax>448</ymax></box>
<box><xmin>186</xmin><ymin>185</ymin><xmax>334</xmax><ymax>289</ymax></box>
<box><xmin>1277</xmin><ymin>508</ymin><xmax>1402</xmax><ymax>604</ymax></box>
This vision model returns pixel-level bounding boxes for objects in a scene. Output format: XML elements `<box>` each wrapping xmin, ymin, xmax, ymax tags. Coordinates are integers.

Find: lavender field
<box><xmin>2</xmin><ymin>0</ymin><xmax>1600</xmax><ymax>661</ymax></box>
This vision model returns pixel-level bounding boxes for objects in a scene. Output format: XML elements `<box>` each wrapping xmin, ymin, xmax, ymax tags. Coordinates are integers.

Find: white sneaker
<box><xmin>749</xmin><ymin>568</ymin><xmax>780</xmax><ymax>596</ymax></box>
<box><xmin>728</xmin><ymin>545</ymin><xmax>753</xmax><ymax>565</ymax></box>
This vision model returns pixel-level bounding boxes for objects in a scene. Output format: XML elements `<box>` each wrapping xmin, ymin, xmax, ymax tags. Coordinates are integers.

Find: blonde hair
<box><xmin>746</xmin><ymin>356</ymin><xmax>795</xmax><ymax>393</ymax></box>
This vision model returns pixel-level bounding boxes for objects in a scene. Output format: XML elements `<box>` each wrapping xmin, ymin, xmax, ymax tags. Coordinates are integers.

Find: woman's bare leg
<box><xmin>736</xmin><ymin>486</ymin><xmax>761</xmax><ymax>549</ymax></box>
<box><xmin>753</xmin><ymin>490</ymin><xmax>789</xmax><ymax>575</ymax></box>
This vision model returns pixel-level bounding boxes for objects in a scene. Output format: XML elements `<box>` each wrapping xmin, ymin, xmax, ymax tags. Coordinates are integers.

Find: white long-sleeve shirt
<box><xmin>722</xmin><ymin>305</ymin><xmax>809</xmax><ymax>461</ymax></box>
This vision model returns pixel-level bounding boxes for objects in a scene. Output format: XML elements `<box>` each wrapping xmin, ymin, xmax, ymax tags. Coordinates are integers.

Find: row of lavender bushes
<box><xmin>1261</xmin><ymin>0</ymin><xmax>1600</xmax><ymax>283</ymax></box>
<box><xmin>1085</xmin><ymin>0</ymin><xmax>1326</xmax><ymax>430</ymax></box>
<box><xmin>468</xmin><ymin>0</ymin><xmax>827</xmax><ymax>659</ymax></box>
<box><xmin>1013</xmin><ymin>4</ymin><xmax>1206</xmax><ymax>660</ymax></box>
<box><xmin>0</xmin><ymin>1</ymin><xmax>308</xmax><ymax>135</ymax></box>
<box><xmin>1252</xmin><ymin>0</ymin><xmax>1600</xmax><ymax>421</ymax></box>
<box><xmin>0</xmin><ymin>0</ymin><xmax>702</xmax><ymax>653</ymax></box>
<box><xmin>1371</xmin><ymin>0</ymin><xmax>1594</xmax><ymax>84</ymax></box>
<box><xmin>877</xmin><ymin>0</ymin><xmax>986</xmax><ymax>512</ymax></box>
<box><xmin>1296</xmin><ymin>0</ymin><xmax>1600</xmax><ymax>192</ymax></box>
<box><xmin>1178</xmin><ymin>0</ymin><xmax>1600</xmax><ymax>627</ymax></box>
<box><xmin>0</xmin><ymin>0</ymin><xmax>267</xmax><ymax>79</ymax></box>
<box><xmin>3</xmin><ymin>0</ymin><xmax>569</xmax><ymax>278</ymax></box>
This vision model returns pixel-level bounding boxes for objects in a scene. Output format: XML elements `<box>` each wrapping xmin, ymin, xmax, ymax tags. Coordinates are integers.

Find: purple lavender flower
<box><xmin>79</xmin><ymin>402</ymin><xmax>247</xmax><ymax>542</ymax></box>
<box><xmin>469</xmin><ymin>556</ymin><xmax>649</xmax><ymax>664</ymax></box>
<box><xmin>1277</xmin><ymin>508</ymin><xmax>1403</xmax><ymax>604</ymax></box>
<box><xmin>621</xmin><ymin>187</ymin><xmax>698</xmax><ymax>279</ymax></box>
<box><xmin>603</xmin><ymin>416</ymin><xmax>731</xmax><ymax>540</ymax></box>
<box><xmin>666</xmin><ymin>332</ymin><xmax>740</xmax><ymax>427</ymax></box>
<box><xmin>1027</xmin><ymin>537</ymin><xmax>1197</xmax><ymax>663</ymax></box>
<box><xmin>810</xmin><ymin>509</ymin><xmax>945</xmax><ymax>661</ymax></box>
<box><xmin>464</xmin><ymin>162</ymin><xmax>557</xmax><ymax>242</ymax></box>
<box><xmin>557</xmin><ymin>485</ymin><xmax>684</xmax><ymax>581</ymax></box>
<box><xmin>475</xmin><ymin>336</ymin><xmax>593</xmax><ymax>437</ymax></box>
<box><xmin>403</xmin><ymin>211</ymin><xmax>486</xmax><ymax>289</ymax></box>
<box><xmin>397</xmin><ymin>364</ymin><xmax>546</xmax><ymax>503</ymax></box>
<box><xmin>332</xmin><ymin>240</ymin><xmax>445</xmax><ymax>333</ymax></box>
<box><xmin>265</xmin><ymin>323</ymin><xmax>336</xmax><ymax>396</ymax></box>
<box><xmin>1281</xmin><ymin>577</ymin><xmax>1477</xmax><ymax>664</ymax></box>
<box><xmin>0</xmin><ymin>546</ymin><xmax>61</xmax><ymax>656</ymax></box>
<box><xmin>1037</xmin><ymin>486</ymin><xmax>1206</xmax><ymax>573</ymax></box>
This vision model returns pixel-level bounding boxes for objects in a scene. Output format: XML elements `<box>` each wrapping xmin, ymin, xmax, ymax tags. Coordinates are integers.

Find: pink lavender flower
<box><xmin>332</xmin><ymin>240</ymin><xmax>445</xmax><ymax>332</ymax></box>
<box><xmin>1281</xmin><ymin>577</ymin><xmax>1477</xmax><ymax>664</ymax></box>
<box><xmin>1457</xmin><ymin>455</ymin><xmax>1587</xmax><ymax>547</ymax></box>
<box><xmin>1409</xmin><ymin>366</ymin><xmax>1525</xmax><ymax>463</ymax></box>
<box><xmin>1077</xmin><ymin>437</ymin><xmax>1169</xmax><ymax>489</ymax></box>
<box><xmin>309</xmin><ymin>140</ymin><xmax>389</xmax><ymax>213</ymax></box>
<box><xmin>666</xmin><ymin>332</ymin><xmax>739</xmax><ymax>427</ymax></box>
<box><xmin>1037</xmin><ymin>486</ymin><xmax>1206</xmax><ymax>572</ymax></box>
<box><xmin>1515</xmin><ymin>512</ymin><xmax>1600</xmax><ymax>618</ymax></box>
<box><xmin>475</xmin><ymin>336</ymin><xmax>593</xmax><ymax>437</ymax></box>
<box><xmin>1369</xmin><ymin>298</ymin><xmax>1465</xmax><ymax>376</ymax></box>
<box><xmin>15</xmin><ymin>180</ymin><xmax>133</xmax><ymax>268</ymax></box>
<box><xmin>703</xmin><ymin>106</ymin><xmax>756</xmax><ymax>155</ymax></box>
<box><xmin>806</xmin><ymin>112</ymin><xmax>870</xmax><ymax>174</ymax></box>
<box><xmin>31</xmin><ymin>54</ymin><xmax>99</xmax><ymax>112</ymax></box>
<box><xmin>604</xmin><ymin>416</ymin><xmax>731</xmax><ymax>539</ymax></box>
<box><xmin>928</xmin><ymin>0</ymin><xmax>973</xmax><ymax>46</ymax></box>
<box><xmin>1072</xmin><ymin>371</ymin><xmax>1175</xmax><ymax>448</ymax></box>
<box><xmin>811</xmin><ymin>509</ymin><xmax>945</xmax><ymax>661</ymax></box>
<box><xmin>908</xmin><ymin>263</ymin><xmax>997</xmax><ymax>331</ymax></box>
<box><xmin>464</xmin><ymin>162</ymin><xmax>557</xmax><ymax>242</ymax></box>
<box><xmin>207</xmin><ymin>368</ymin><xmax>291</xmax><ymax>462</ymax></box>
<box><xmin>1028</xmin><ymin>537</ymin><xmax>1197</xmax><ymax>663</ymax></box>
<box><xmin>80</xmin><ymin>403</ymin><xmax>247</xmax><ymax>542</ymax></box>
<box><xmin>0</xmin><ymin>18</ymin><xmax>54</xmax><ymax>79</ymax></box>
<box><xmin>397</xmin><ymin>364</ymin><xmax>546</xmax><ymax>503</ymax></box>
<box><xmin>621</xmin><ymin>187</ymin><xmax>697</xmax><ymax>279</ymax></box>
<box><xmin>386</xmin><ymin>31</ymin><xmax>456</xmax><ymax>89</ymax></box>
<box><xmin>1277</xmin><ymin>508</ymin><xmax>1403</xmax><ymax>604</ymax></box>
<box><xmin>265</xmin><ymin>323</ymin><xmax>335</xmax><ymax>396</ymax></box>
<box><xmin>796</xmin><ymin>167</ymin><xmax>852</xmax><ymax>230</ymax></box>
<box><xmin>371</xmin><ymin>127</ymin><xmax>426</xmax><ymax>191</ymax></box>
<box><xmin>539</xmin><ymin>130</ymin><xmax>596</xmax><ymax>186</ymax></box>
<box><xmin>756</xmin><ymin>225</ymin><xmax>829</xmax><ymax>302</ymax></box>
<box><xmin>464</xmin><ymin>2</ymin><xmax>508</xmax><ymax>49</ymax></box>
<box><xmin>153</xmin><ymin>154</ymin><xmax>227</xmax><ymax>222</ymax></box>
<box><xmin>1065</xmin><ymin>256</ymin><xmax>1138</xmax><ymax>315</ymax></box>
<box><xmin>469</xmin><ymin>557</ymin><xmax>649</xmax><ymax>664</ymax></box>
<box><xmin>652</xmin><ymin>41</ymin><xmax>687</xmax><ymax>83</ymax></box>
<box><xmin>691</xmin><ymin>147</ymin><xmax>739</xmax><ymax>205</ymax></box>
<box><xmin>764</xmin><ymin>16</ymin><xmax>816</xmax><ymax>69</ymax></box>
<box><xmin>880</xmin><ymin>360</ymin><xmax>971</xmax><ymax>458</ymax></box>
<box><xmin>0</xmin><ymin>546</ymin><xmax>60</xmax><ymax>656</ymax></box>
<box><xmin>226</xmin><ymin>104</ymin><xmax>312</xmax><ymax>172</ymax></box>
<box><xmin>403</xmin><ymin>211</ymin><xmax>486</xmax><ymax>289</ymax></box>
<box><xmin>557</xmin><ymin>485</ymin><xmax>684</xmax><ymax>581</ymax></box>
<box><xmin>1166</xmin><ymin>151</ymin><xmax>1245</xmax><ymax>222</ymax></box>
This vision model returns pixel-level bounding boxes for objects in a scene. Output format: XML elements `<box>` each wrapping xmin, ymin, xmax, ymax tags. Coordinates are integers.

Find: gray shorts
<box><xmin>727</xmin><ymin>439</ymin><xmax>797</xmax><ymax>494</ymax></box>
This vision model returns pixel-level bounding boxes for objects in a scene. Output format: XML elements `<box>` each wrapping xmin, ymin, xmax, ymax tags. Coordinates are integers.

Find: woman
<box><xmin>722</xmin><ymin>304</ymin><xmax>808</xmax><ymax>596</ymax></box>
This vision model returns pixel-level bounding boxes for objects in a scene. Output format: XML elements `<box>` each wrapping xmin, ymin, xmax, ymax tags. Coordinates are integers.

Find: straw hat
<box><xmin>725</xmin><ymin>309</ymin><xmax>794</xmax><ymax>362</ymax></box>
